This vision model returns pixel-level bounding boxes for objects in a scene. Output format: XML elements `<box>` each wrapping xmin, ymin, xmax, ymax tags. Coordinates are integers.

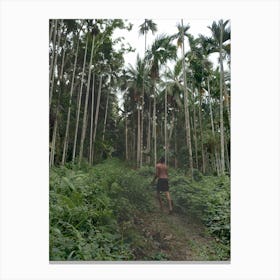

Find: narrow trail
<box><xmin>132</xmin><ymin>194</ymin><xmax>225</xmax><ymax>261</ymax></box>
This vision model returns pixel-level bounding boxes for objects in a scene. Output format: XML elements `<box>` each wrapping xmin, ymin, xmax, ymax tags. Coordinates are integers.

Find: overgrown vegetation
<box><xmin>138</xmin><ymin>165</ymin><xmax>230</xmax><ymax>248</ymax></box>
<box><xmin>50</xmin><ymin>159</ymin><xmax>152</xmax><ymax>260</ymax></box>
<box><xmin>170</xmin><ymin>171</ymin><xmax>230</xmax><ymax>245</ymax></box>
<box><xmin>50</xmin><ymin>159</ymin><xmax>230</xmax><ymax>261</ymax></box>
<box><xmin>49</xmin><ymin>18</ymin><xmax>231</xmax><ymax>262</ymax></box>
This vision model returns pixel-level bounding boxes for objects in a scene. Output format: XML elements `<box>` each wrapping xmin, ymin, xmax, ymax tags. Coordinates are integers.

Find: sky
<box><xmin>113</xmin><ymin>18</ymin><xmax>223</xmax><ymax>68</ymax></box>
<box><xmin>112</xmin><ymin>18</ymin><xmax>224</xmax><ymax>108</ymax></box>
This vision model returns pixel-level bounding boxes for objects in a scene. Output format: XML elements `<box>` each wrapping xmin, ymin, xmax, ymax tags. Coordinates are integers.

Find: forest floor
<box><xmin>130</xmin><ymin>192</ymin><xmax>229</xmax><ymax>261</ymax></box>
<box><xmin>50</xmin><ymin>160</ymin><xmax>230</xmax><ymax>261</ymax></box>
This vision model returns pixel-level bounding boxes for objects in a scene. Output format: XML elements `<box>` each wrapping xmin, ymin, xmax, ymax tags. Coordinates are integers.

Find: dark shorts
<box><xmin>157</xmin><ymin>178</ymin><xmax>169</xmax><ymax>192</ymax></box>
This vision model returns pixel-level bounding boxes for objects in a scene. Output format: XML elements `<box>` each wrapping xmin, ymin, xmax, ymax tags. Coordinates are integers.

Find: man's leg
<box><xmin>157</xmin><ymin>191</ymin><xmax>163</xmax><ymax>210</ymax></box>
<box><xmin>165</xmin><ymin>191</ymin><xmax>173</xmax><ymax>212</ymax></box>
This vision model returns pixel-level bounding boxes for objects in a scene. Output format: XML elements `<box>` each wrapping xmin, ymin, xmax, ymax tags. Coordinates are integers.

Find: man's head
<box><xmin>159</xmin><ymin>156</ymin><xmax>165</xmax><ymax>164</ymax></box>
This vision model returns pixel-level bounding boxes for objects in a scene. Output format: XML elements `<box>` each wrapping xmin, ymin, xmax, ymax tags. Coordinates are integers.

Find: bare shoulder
<box><xmin>156</xmin><ymin>164</ymin><xmax>162</xmax><ymax>171</ymax></box>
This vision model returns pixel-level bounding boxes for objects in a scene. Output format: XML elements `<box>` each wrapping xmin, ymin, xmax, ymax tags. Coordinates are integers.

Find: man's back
<box><xmin>156</xmin><ymin>163</ymin><xmax>168</xmax><ymax>179</ymax></box>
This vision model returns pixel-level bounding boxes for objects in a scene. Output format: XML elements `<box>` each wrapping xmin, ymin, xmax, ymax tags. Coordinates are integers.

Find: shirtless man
<box><xmin>152</xmin><ymin>157</ymin><xmax>173</xmax><ymax>214</ymax></box>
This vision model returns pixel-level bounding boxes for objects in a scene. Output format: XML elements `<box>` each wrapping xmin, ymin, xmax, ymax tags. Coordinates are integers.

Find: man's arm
<box><xmin>155</xmin><ymin>165</ymin><xmax>160</xmax><ymax>179</ymax></box>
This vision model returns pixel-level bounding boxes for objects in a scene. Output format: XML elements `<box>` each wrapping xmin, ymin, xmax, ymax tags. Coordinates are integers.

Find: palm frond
<box><xmin>139</xmin><ymin>19</ymin><xmax>158</xmax><ymax>36</ymax></box>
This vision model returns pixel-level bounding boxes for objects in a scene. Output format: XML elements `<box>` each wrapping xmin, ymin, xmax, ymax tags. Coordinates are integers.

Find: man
<box><xmin>151</xmin><ymin>157</ymin><xmax>173</xmax><ymax>214</ymax></box>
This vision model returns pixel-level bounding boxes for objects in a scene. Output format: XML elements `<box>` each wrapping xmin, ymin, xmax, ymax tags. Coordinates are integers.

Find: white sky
<box><xmin>113</xmin><ymin>18</ymin><xmax>223</xmax><ymax>68</ymax></box>
<box><xmin>113</xmin><ymin>18</ymin><xmax>224</xmax><ymax>108</ymax></box>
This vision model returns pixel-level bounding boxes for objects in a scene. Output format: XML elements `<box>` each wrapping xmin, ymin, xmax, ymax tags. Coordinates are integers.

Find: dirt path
<box><xmin>131</xmin><ymin>197</ymin><xmax>227</xmax><ymax>261</ymax></box>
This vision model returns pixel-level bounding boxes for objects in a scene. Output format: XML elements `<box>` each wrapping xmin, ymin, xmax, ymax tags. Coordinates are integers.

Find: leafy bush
<box><xmin>116</xmin><ymin>170</ymin><xmax>153</xmax><ymax>212</ymax></box>
<box><xmin>170</xmin><ymin>172</ymin><xmax>230</xmax><ymax>245</ymax></box>
<box><xmin>50</xmin><ymin>160</ymin><xmax>128</xmax><ymax>260</ymax></box>
<box><xmin>50</xmin><ymin>159</ymin><xmax>154</xmax><ymax>261</ymax></box>
<box><xmin>137</xmin><ymin>165</ymin><xmax>154</xmax><ymax>177</ymax></box>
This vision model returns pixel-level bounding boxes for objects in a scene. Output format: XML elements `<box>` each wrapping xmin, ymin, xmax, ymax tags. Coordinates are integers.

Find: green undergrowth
<box><xmin>137</xmin><ymin>165</ymin><xmax>230</xmax><ymax>258</ymax></box>
<box><xmin>50</xmin><ymin>158</ymin><xmax>153</xmax><ymax>261</ymax></box>
<box><xmin>170</xmin><ymin>170</ymin><xmax>230</xmax><ymax>247</ymax></box>
<box><xmin>50</xmin><ymin>159</ymin><xmax>230</xmax><ymax>261</ymax></box>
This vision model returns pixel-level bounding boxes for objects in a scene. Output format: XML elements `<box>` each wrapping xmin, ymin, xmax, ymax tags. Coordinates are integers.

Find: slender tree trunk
<box><xmin>62</xmin><ymin>30</ymin><xmax>81</xmax><ymax>165</ymax></box>
<box><xmin>72</xmin><ymin>36</ymin><xmax>89</xmax><ymax>163</ymax></box>
<box><xmin>198</xmin><ymin>88</ymin><xmax>206</xmax><ymax>173</ymax></box>
<box><xmin>174</xmin><ymin>120</ymin><xmax>178</xmax><ymax>169</ymax></box>
<box><xmin>193</xmin><ymin>104</ymin><xmax>199</xmax><ymax>169</ymax></box>
<box><xmin>89</xmin><ymin>72</ymin><xmax>95</xmax><ymax>164</ymax></box>
<box><xmin>181</xmin><ymin>19</ymin><xmax>193</xmax><ymax>177</ymax></box>
<box><xmin>217</xmin><ymin>155</ymin><xmax>221</xmax><ymax>175</ymax></box>
<box><xmin>160</xmin><ymin>120</ymin><xmax>163</xmax><ymax>145</ymax></box>
<box><xmin>168</xmin><ymin>109</ymin><xmax>174</xmax><ymax>142</ymax></box>
<box><xmin>50</xmin><ymin>120</ymin><xmax>58</xmax><ymax>167</ymax></box>
<box><xmin>224</xmin><ymin>85</ymin><xmax>231</xmax><ymax>127</ymax></box>
<box><xmin>92</xmin><ymin>75</ymin><xmax>102</xmax><ymax>160</ymax></box>
<box><xmin>49</xmin><ymin>19</ymin><xmax>58</xmax><ymax>85</ymax></box>
<box><xmin>147</xmin><ymin>97</ymin><xmax>151</xmax><ymax>164</ymax></box>
<box><xmin>125</xmin><ymin>114</ymin><xmax>128</xmax><ymax>161</ymax></box>
<box><xmin>49</xmin><ymin>20</ymin><xmax>55</xmax><ymax>44</ymax></box>
<box><xmin>50</xmin><ymin>44</ymin><xmax>66</xmax><ymax>166</ymax></box>
<box><xmin>140</xmin><ymin>103</ymin><xmax>144</xmax><ymax>168</ymax></box>
<box><xmin>140</xmin><ymin>75</ymin><xmax>144</xmax><ymax>168</ymax></box>
<box><xmin>79</xmin><ymin>35</ymin><xmax>95</xmax><ymax>165</ymax></box>
<box><xmin>225</xmin><ymin>138</ymin><xmax>230</xmax><ymax>174</ymax></box>
<box><xmin>132</xmin><ymin>129</ymin><xmax>136</xmax><ymax>166</ymax></box>
<box><xmin>205</xmin><ymin>151</ymin><xmax>210</xmax><ymax>174</ymax></box>
<box><xmin>207</xmin><ymin>77</ymin><xmax>220</xmax><ymax>175</ymax></box>
<box><xmin>137</xmin><ymin>106</ymin><xmax>140</xmax><ymax>168</ymax></box>
<box><xmin>140</xmin><ymin>23</ymin><xmax>147</xmax><ymax>167</ymax></box>
<box><xmin>102</xmin><ymin>90</ymin><xmax>110</xmax><ymax>141</ymax></box>
<box><xmin>101</xmin><ymin>88</ymin><xmax>109</xmax><ymax>161</ymax></box>
<box><xmin>153</xmin><ymin>84</ymin><xmax>157</xmax><ymax>167</ymax></box>
<box><xmin>219</xmin><ymin>25</ymin><xmax>225</xmax><ymax>174</ymax></box>
<box><xmin>164</xmin><ymin>88</ymin><xmax>167</xmax><ymax>164</ymax></box>
<box><xmin>130</xmin><ymin>128</ymin><xmax>133</xmax><ymax>163</ymax></box>
<box><xmin>127</xmin><ymin>127</ymin><xmax>130</xmax><ymax>162</ymax></box>
<box><xmin>190</xmin><ymin>114</ymin><xmax>194</xmax><ymax>165</ymax></box>
<box><xmin>50</xmin><ymin>19</ymin><xmax>63</xmax><ymax>108</ymax></box>
<box><xmin>168</xmin><ymin>109</ymin><xmax>175</xmax><ymax>166</ymax></box>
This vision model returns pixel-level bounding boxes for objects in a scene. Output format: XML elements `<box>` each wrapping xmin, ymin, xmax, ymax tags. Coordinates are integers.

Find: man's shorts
<box><xmin>157</xmin><ymin>178</ymin><xmax>169</xmax><ymax>192</ymax></box>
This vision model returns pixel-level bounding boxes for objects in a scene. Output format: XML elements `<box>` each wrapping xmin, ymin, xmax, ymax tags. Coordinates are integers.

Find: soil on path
<box><xmin>130</xmin><ymin>196</ymin><xmax>229</xmax><ymax>261</ymax></box>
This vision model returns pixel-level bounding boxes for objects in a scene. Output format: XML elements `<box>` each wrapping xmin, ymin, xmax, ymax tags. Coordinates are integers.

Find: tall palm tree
<box><xmin>126</xmin><ymin>55</ymin><xmax>147</xmax><ymax>167</ymax></box>
<box><xmin>89</xmin><ymin>72</ymin><xmax>95</xmax><ymax>164</ymax></box>
<box><xmin>49</xmin><ymin>19</ymin><xmax>58</xmax><ymax>92</ymax></box>
<box><xmin>91</xmin><ymin>75</ymin><xmax>103</xmax><ymax>161</ymax></box>
<box><xmin>139</xmin><ymin>19</ymin><xmax>158</xmax><ymax>167</ymax></box>
<box><xmin>49</xmin><ymin>33</ymin><xmax>67</xmax><ymax>167</ymax></box>
<box><xmin>79</xmin><ymin>21</ymin><xmax>99</xmax><ymax>165</ymax></box>
<box><xmin>162</xmin><ymin>61</ymin><xmax>184</xmax><ymax>165</ymax></box>
<box><xmin>171</xmin><ymin>20</ymin><xmax>193</xmax><ymax>177</ymax></box>
<box><xmin>146</xmin><ymin>34</ymin><xmax>177</xmax><ymax>166</ymax></box>
<box><xmin>187</xmin><ymin>33</ymin><xmax>208</xmax><ymax>174</ymax></box>
<box><xmin>199</xmin><ymin>34</ymin><xmax>221</xmax><ymax>174</ymax></box>
<box><xmin>139</xmin><ymin>19</ymin><xmax>158</xmax><ymax>54</ymax></box>
<box><xmin>72</xmin><ymin>34</ymin><xmax>89</xmax><ymax>163</ymax></box>
<box><xmin>207</xmin><ymin>76</ymin><xmax>220</xmax><ymax>175</ymax></box>
<box><xmin>119</xmin><ymin>69</ymin><xmax>132</xmax><ymax>162</ymax></box>
<box><xmin>207</xmin><ymin>19</ymin><xmax>230</xmax><ymax>174</ymax></box>
<box><xmin>49</xmin><ymin>19</ymin><xmax>55</xmax><ymax>42</ymax></box>
<box><xmin>62</xmin><ymin>20</ymin><xmax>83</xmax><ymax>165</ymax></box>
<box><xmin>49</xmin><ymin>19</ymin><xmax>63</xmax><ymax>109</ymax></box>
